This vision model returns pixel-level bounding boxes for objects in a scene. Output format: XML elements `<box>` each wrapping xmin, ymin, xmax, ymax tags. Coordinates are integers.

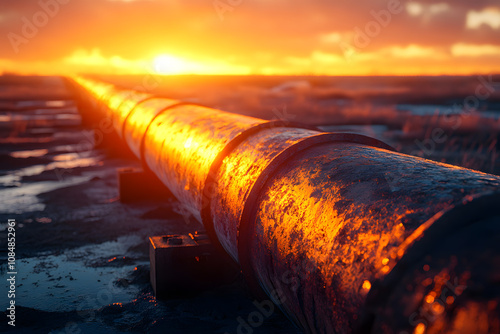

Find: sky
<box><xmin>1</xmin><ymin>0</ymin><xmax>500</xmax><ymax>76</ymax></box>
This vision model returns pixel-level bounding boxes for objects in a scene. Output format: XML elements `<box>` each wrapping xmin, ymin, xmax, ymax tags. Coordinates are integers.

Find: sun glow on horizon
<box><xmin>1</xmin><ymin>46</ymin><xmax>500</xmax><ymax>77</ymax></box>
<box><xmin>152</xmin><ymin>54</ymin><xmax>251</xmax><ymax>75</ymax></box>
<box><xmin>153</xmin><ymin>55</ymin><xmax>190</xmax><ymax>75</ymax></box>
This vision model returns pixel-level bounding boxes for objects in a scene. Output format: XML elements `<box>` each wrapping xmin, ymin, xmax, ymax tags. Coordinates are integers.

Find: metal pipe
<box><xmin>71</xmin><ymin>76</ymin><xmax>500</xmax><ymax>334</ymax></box>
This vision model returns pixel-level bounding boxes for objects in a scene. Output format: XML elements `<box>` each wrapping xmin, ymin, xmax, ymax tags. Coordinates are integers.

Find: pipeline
<box><xmin>71</xmin><ymin>76</ymin><xmax>500</xmax><ymax>334</ymax></box>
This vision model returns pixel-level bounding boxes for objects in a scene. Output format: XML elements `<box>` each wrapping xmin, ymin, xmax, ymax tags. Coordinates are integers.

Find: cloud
<box><xmin>63</xmin><ymin>48</ymin><xmax>149</xmax><ymax>71</ymax></box>
<box><xmin>406</xmin><ymin>2</ymin><xmax>424</xmax><ymax>17</ymax></box>
<box><xmin>311</xmin><ymin>51</ymin><xmax>344</xmax><ymax>64</ymax></box>
<box><xmin>386</xmin><ymin>44</ymin><xmax>446</xmax><ymax>58</ymax></box>
<box><xmin>405</xmin><ymin>2</ymin><xmax>452</xmax><ymax>25</ymax></box>
<box><xmin>429</xmin><ymin>3</ymin><xmax>451</xmax><ymax>15</ymax></box>
<box><xmin>466</xmin><ymin>8</ymin><xmax>500</xmax><ymax>29</ymax></box>
<box><xmin>319</xmin><ymin>32</ymin><xmax>343</xmax><ymax>44</ymax></box>
<box><xmin>451</xmin><ymin>43</ymin><xmax>500</xmax><ymax>57</ymax></box>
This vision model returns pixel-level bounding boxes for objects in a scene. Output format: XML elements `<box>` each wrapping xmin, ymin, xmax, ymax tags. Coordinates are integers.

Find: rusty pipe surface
<box><xmin>72</xmin><ymin>76</ymin><xmax>500</xmax><ymax>334</ymax></box>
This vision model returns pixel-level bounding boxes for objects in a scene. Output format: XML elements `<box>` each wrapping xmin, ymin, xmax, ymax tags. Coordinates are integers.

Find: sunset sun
<box><xmin>153</xmin><ymin>55</ymin><xmax>189</xmax><ymax>75</ymax></box>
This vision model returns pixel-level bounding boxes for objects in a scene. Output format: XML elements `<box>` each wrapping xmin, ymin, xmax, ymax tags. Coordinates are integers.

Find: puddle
<box><xmin>0</xmin><ymin>165</ymin><xmax>46</xmax><ymax>186</ymax></box>
<box><xmin>396</xmin><ymin>104</ymin><xmax>500</xmax><ymax>120</ymax></box>
<box><xmin>53</xmin><ymin>153</ymin><xmax>80</xmax><ymax>161</ymax></box>
<box><xmin>46</xmin><ymin>100</ymin><xmax>73</xmax><ymax>108</ymax></box>
<box><xmin>0</xmin><ymin>176</ymin><xmax>91</xmax><ymax>214</ymax></box>
<box><xmin>10</xmin><ymin>149</ymin><xmax>49</xmax><ymax>158</ymax></box>
<box><xmin>0</xmin><ymin>155</ymin><xmax>103</xmax><ymax>186</ymax></box>
<box><xmin>0</xmin><ymin>136</ymin><xmax>53</xmax><ymax>144</ymax></box>
<box><xmin>0</xmin><ymin>113</ymin><xmax>81</xmax><ymax>122</ymax></box>
<box><xmin>0</xmin><ymin>235</ymin><xmax>144</xmax><ymax>312</ymax></box>
<box><xmin>53</xmin><ymin>143</ymin><xmax>94</xmax><ymax>153</ymax></box>
<box><xmin>15</xmin><ymin>100</ymin><xmax>74</xmax><ymax>109</ymax></box>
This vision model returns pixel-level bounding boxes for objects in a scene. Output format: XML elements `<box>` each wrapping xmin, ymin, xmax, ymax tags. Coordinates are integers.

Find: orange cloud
<box><xmin>466</xmin><ymin>7</ymin><xmax>500</xmax><ymax>29</ymax></box>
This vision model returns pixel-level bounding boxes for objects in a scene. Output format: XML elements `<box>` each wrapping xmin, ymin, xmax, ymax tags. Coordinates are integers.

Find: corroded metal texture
<box><xmin>73</xmin><ymin>77</ymin><xmax>500</xmax><ymax>334</ymax></box>
<box><xmin>142</xmin><ymin>103</ymin><xmax>265</xmax><ymax>221</ymax></box>
<box><xmin>122</xmin><ymin>98</ymin><xmax>180</xmax><ymax>158</ymax></box>
<box><xmin>366</xmin><ymin>192</ymin><xmax>500</xmax><ymax>334</ymax></box>
<box><xmin>211</xmin><ymin>131</ymin><xmax>393</xmax><ymax>262</ymax></box>
<box><xmin>242</xmin><ymin>143</ymin><xmax>500</xmax><ymax>333</ymax></box>
<box><xmin>211</xmin><ymin>127</ymin><xmax>323</xmax><ymax>260</ymax></box>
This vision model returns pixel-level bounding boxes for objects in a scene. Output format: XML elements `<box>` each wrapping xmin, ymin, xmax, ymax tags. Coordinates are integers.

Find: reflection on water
<box><xmin>10</xmin><ymin>149</ymin><xmax>49</xmax><ymax>158</ymax></box>
<box><xmin>397</xmin><ymin>104</ymin><xmax>500</xmax><ymax>119</ymax></box>
<box><xmin>0</xmin><ymin>235</ymin><xmax>145</xmax><ymax>312</ymax></box>
<box><xmin>0</xmin><ymin>155</ymin><xmax>102</xmax><ymax>186</ymax></box>
<box><xmin>45</xmin><ymin>100</ymin><xmax>70</xmax><ymax>108</ymax></box>
<box><xmin>53</xmin><ymin>153</ymin><xmax>80</xmax><ymax>161</ymax></box>
<box><xmin>0</xmin><ymin>176</ymin><xmax>91</xmax><ymax>214</ymax></box>
<box><xmin>0</xmin><ymin>112</ymin><xmax>81</xmax><ymax>122</ymax></box>
<box><xmin>15</xmin><ymin>100</ymin><xmax>74</xmax><ymax>109</ymax></box>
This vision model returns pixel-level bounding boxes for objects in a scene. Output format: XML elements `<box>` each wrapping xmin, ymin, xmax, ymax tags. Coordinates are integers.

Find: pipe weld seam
<box><xmin>120</xmin><ymin>96</ymin><xmax>159</xmax><ymax>139</ymax></box>
<box><xmin>236</xmin><ymin>132</ymin><xmax>396</xmax><ymax>297</ymax></box>
<box><xmin>200</xmin><ymin>120</ymin><xmax>323</xmax><ymax>254</ymax></box>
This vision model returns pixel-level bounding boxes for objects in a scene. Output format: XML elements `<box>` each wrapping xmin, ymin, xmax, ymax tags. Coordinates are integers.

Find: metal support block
<box><xmin>149</xmin><ymin>232</ymin><xmax>237</xmax><ymax>299</ymax></box>
<box><xmin>118</xmin><ymin>167</ymin><xmax>172</xmax><ymax>203</ymax></box>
